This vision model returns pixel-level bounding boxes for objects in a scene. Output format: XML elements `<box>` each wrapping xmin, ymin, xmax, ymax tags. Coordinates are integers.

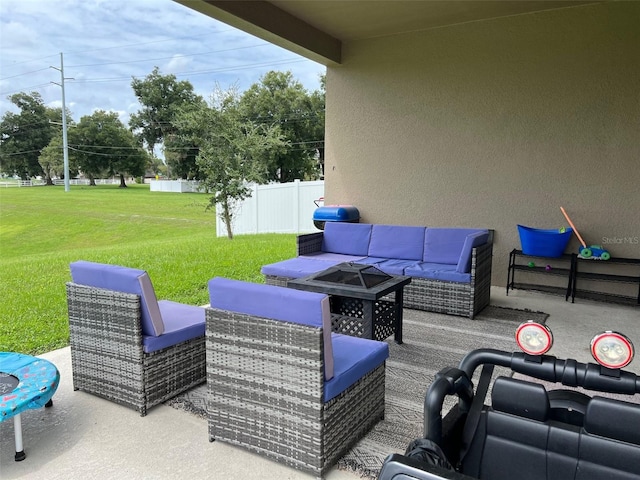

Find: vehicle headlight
<box><xmin>515</xmin><ymin>321</ymin><xmax>553</xmax><ymax>355</ymax></box>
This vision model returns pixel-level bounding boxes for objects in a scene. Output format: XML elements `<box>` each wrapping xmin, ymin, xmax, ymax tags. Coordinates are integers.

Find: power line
<box><xmin>0</xmin><ymin>30</ymin><xmax>237</xmax><ymax>70</ymax></box>
<box><xmin>0</xmin><ymin>83</ymin><xmax>54</xmax><ymax>96</ymax></box>
<box><xmin>0</xmin><ymin>67</ymin><xmax>52</xmax><ymax>81</ymax></box>
<box><xmin>63</xmin><ymin>29</ymin><xmax>239</xmax><ymax>56</ymax></box>
<box><xmin>66</xmin><ymin>43</ymin><xmax>271</xmax><ymax>68</ymax></box>
<box><xmin>77</xmin><ymin>58</ymin><xmax>310</xmax><ymax>84</ymax></box>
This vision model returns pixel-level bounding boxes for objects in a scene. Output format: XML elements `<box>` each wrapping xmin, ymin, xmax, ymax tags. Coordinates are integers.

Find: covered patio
<box><xmin>178</xmin><ymin>0</ymin><xmax>639</xmax><ymax>291</ymax></box>
<box><xmin>3</xmin><ymin>1</ymin><xmax>638</xmax><ymax>477</ymax></box>
<box><xmin>2</xmin><ymin>287</ymin><xmax>638</xmax><ymax>478</ymax></box>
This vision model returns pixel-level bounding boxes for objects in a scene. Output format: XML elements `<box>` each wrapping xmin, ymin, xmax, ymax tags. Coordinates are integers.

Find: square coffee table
<box><xmin>287</xmin><ymin>262</ymin><xmax>411</xmax><ymax>343</ymax></box>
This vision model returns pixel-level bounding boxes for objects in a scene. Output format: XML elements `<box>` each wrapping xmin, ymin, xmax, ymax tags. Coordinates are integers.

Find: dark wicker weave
<box><xmin>206</xmin><ymin>308</ymin><xmax>386</xmax><ymax>478</ymax></box>
<box><xmin>265</xmin><ymin>230</ymin><xmax>494</xmax><ymax>319</ymax></box>
<box><xmin>403</xmin><ymin>240</ymin><xmax>493</xmax><ymax>319</ymax></box>
<box><xmin>66</xmin><ymin>283</ymin><xmax>206</xmax><ymax>416</ymax></box>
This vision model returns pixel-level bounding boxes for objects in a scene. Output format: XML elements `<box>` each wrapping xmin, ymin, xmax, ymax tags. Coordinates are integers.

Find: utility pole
<box><xmin>51</xmin><ymin>53</ymin><xmax>71</xmax><ymax>192</ymax></box>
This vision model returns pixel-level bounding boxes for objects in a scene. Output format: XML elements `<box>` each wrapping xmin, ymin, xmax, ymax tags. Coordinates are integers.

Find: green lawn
<box><xmin>0</xmin><ymin>184</ymin><xmax>296</xmax><ymax>354</ymax></box>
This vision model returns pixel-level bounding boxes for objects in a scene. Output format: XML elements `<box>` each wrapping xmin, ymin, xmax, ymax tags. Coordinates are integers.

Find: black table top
<box><xmin>287</xmin><ymin>263</ymin><xmax>411</xmax><ymax>300</ymax></box>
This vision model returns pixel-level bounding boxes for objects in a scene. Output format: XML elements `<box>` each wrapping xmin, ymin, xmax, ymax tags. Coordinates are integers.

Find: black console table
<box><xmin>507</xmin><ymin>249</ymin><xmax>640</xmax><ymax>306</ymax></box>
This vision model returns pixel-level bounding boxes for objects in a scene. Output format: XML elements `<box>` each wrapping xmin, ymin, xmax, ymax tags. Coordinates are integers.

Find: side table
<box><xmin>0</xmin><ymin>352</ymin><xmax>60</xmax><ymax>461</ymax></box>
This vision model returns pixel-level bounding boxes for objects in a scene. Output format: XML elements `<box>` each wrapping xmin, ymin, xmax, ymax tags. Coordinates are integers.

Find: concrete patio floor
<box><xmin>1</xmin><ymin>287</ymin><xmax>638</xmax><ymax>479</ymax></box>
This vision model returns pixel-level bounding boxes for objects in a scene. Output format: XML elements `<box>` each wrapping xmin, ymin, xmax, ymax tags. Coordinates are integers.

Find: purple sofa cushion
<box><xmin>423</xmin><ymin>228</ymin><xmax>487</xmax><ymax>264</ymax></box>
<box><xmin>301</xmin><ymin>252</ymin><xmax>367</xmax><ymax>263</ymax></box>
<box><xmin>142</xmin><ymin>301</ymin><xmax>205</xmax><ymax>353</ymax></box>
<box><xmin>261</xmin><ymin>256</ymin><xmax>339</xmax><ymax>279</ymax></box>
<box><xmin>405</xmin><ymin>262</ymin><xmax>472</xmax><ymax>283</ymax></box>
<box><xmin>70</xmin><ymin>260</ymin><xmax>164</xmax><ymax>337</ymax></box>
<box><xmin>325</xmin><ymin>333</ymin><xmax>389</xmax><ymax>402</ymax></box>
<box><xmin>456</xmin><ymin>230</ymin><xmax>489</xmax><ymax>273</ymax></box>
<box><xmin>368</xmin><ymin>225</ymin><xmax>425</xmax><ymax>260</ymax></box>
<box><xmin>208</xmin><ymin>277</ymin><xmax>335</xmax><ymax>380</ymax></box>
<box><xmin>322</xmin><ymin>222</ymin><xmax>372</xmax><ymax>256</ymax></box>
<box><xmin>358</xmin><ymin>257</ymin><xmax>419</xmax><ymax>276</ymax></box>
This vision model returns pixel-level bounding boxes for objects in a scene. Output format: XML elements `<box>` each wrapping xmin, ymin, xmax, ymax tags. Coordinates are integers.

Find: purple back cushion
<box><xmin>369</xmin><ymin>225</ymin><xmax>426</xmax><ymax>260</ymax></box>
<box><xmin>208</xmin><ymin>277</ymin><xmax>334</xmax><ymax>380</ymax></box>
<box><xmin>423</xmin><ymin>228</ymin><xmax>487</xmax><ymax>264</ymax></box>
<box><xmin>69</xmin><ymin>260</ymin><xmax>164</xmax><ymax>337</ymax></box>
<box><xmin>456</xmin><ymin>230</ymin><xmax>489</xmax><ymax>273</ymax></box>
<box><xmin>322</xmin><ymin>222</ymin><xmax>372</xmax><ymax>256</ymax></box>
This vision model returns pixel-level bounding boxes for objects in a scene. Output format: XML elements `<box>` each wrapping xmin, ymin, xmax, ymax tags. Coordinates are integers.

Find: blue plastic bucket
<box><xmin>517</xmin><ymin>225</ymin><xmax>573</xmax><ymax>258</ymax></box>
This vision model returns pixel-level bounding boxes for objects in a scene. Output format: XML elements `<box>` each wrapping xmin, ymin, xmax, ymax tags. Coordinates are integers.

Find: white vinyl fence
<box><xmin>216</xmin><ymin>179</ymin><xmax>324</xmax><ymax>237</ymax></box>
<box><xmin>149</xmin><ymin>180</ymin><xmax>201</xmax><ymax>193</ymax></box>
<box><xmin>0</xmin><ymin>178</ymin><xmax>120</xmax><ymax>187</ymax></box>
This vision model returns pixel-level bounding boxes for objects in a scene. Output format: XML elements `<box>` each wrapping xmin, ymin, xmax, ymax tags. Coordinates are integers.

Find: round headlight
<box><xmin>515</xmin><ymin>321</ymin><xmax>553</xmax><ymax>355</ymax></box>
<box><xmin>590</xmin><ymin>331</ymin><xmax>635</xmax><ymax>369</ymax></box>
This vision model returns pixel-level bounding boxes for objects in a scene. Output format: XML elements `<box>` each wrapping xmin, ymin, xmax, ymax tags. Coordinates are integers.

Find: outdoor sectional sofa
<box><xmin>261</xmin><ymin>222</ymin><xmax>494</xmax><ymax>319</ymax></box>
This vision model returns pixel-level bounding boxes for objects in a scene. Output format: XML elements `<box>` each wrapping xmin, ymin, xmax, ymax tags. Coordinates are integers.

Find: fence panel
<box><xmin>216</xmin><ymin>180</ymin><xmax>324</xmax><ymax>237</ymax></box>
<box><xmin>149</xmin><ymin>180</ymin><xmax>200</xmax><ymax>192</ymax></box>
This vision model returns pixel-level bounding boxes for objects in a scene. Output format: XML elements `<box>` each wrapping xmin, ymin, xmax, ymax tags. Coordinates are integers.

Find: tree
<box><xmin>0</xmin><ymin>92</ymin><xmax>58</xmax><ymax>179</ymax></box>
<box><xmin>39</xmin><ymin>136</ymin><xmax>65</xmax><ymax>185</ymax></box>
<box><xmin>72</xmin><ymin>110</ymin><xmax>148</xmax><ymax>187</ymax></box>
<box><xmin>38</xmin><ymin>107</ymin><xmax>75</xmax><ymax>185</ymax></box>
<box><xmin>129</xmin><ymin>67</ymin><xmax>204</xmax><ymax>178</ymax></box>
<box><xmin>176</xmin><ymin>86</ymin><xmax>288</xmax><ymax>239</ymax></box>
<box><xmin>308</xmin><ymin>74</ymin><xmax>326</xmax><ymax>176</ymax></box>
<box><xmin>239</xmin><ymin>71</ymin><xmax>324</xmax><ymax>183</ymax></box>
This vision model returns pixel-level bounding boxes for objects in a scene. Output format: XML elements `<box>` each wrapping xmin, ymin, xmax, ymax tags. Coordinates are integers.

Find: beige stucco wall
<box><xmin>324</xmin><ymin>1</ymin><xmax>640</xmax><ymax>290</ymax></box>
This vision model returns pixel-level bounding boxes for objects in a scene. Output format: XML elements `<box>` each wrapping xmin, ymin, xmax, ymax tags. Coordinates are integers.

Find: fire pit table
<box><xmin>287</xmin><ymin>262</ymin><xmax>411</xmax><ymax>343</ymax></box>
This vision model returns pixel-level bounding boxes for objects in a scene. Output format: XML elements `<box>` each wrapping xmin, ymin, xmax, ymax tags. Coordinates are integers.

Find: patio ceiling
<box><xmin>175</xmin><ymin>0</ymin><xmax>599</xmax><ymax>65</ymax></box>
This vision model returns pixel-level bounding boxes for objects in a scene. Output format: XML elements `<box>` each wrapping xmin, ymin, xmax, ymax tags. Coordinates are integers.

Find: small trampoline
<box><xmin>0</xmin><ymin>352</ymin><xmax>60</xmax><ymax>461</ymax></box>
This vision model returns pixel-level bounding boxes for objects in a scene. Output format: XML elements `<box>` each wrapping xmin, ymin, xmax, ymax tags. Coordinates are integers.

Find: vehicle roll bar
<box><xmin>424</xmin><ymin>348</ymin><xmax>640</xmax><ymax>443</ymax></box>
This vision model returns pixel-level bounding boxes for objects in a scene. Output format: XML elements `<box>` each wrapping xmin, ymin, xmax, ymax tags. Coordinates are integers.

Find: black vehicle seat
<box><xmin>461</xmin><ymin>376</ymin><xmax>580</xmax><ymax>480</ymax></box>
<box><xmin>575</xmin><ymin>396</ymin><xmax>640</xmax><ymax>480</ymax></box>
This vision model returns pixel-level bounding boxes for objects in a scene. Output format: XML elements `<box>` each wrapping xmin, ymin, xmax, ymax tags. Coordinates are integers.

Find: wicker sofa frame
<box><xmin>206</xmin><ymin>307</ymin><xmax>386</xmax><ymax>478</ymax></box>
<box><xmin>264</xmin><ymin>230</ymin><xmax>494</xmax><ymax>319</ymax></box>
<box><xmin>66</xmin><ymin>283</ymin><xmax>205</xmax><ymax>416</ymax></box>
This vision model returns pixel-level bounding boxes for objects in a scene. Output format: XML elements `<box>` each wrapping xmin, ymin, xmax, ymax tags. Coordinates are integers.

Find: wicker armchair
<box><xmin>206</xmin><ymin>277</ymin><xmax>388</xmax><ymax>478</ymax></box>
<box><xmin>66</xmin><ymin>261</ymin><xmax>206</xmax><ymax>416</ymax></box>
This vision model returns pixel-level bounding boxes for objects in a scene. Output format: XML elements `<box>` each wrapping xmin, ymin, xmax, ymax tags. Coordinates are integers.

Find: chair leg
<box><xmin>14</xmin><ymin>413</ymin><xmax>25</xmax><ymax>461</ymax></box>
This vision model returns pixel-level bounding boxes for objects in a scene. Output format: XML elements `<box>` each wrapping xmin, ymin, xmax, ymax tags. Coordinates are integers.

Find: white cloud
<box><xmin>164</xmin><ymin>55</ymin><xmax>192</xmax><ymax>74</ymax></box>
<box><xmin>0</xmin><ymin>0</ymin><xmax>325</xmax><ymax>123</ymax></box>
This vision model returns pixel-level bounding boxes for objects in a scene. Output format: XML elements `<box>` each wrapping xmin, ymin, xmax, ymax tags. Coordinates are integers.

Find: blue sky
<box><xmin>0</xmin><ymin>0</ymin><xmax>326</xmax><ymax>125</ymax></box>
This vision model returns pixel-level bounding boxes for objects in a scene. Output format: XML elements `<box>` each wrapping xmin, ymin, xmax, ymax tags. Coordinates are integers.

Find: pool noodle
<box><xmin>560</xmin><ymin>206</ymin><xmax>587</xmax><ymax>248</ymax></box>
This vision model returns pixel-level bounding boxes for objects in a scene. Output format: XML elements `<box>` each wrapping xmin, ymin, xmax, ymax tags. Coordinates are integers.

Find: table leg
<box><xmin>14</xmin><ymin>413</ymin><xmax>25</xmax><ymax>461</ymax></box>
<box><xmin>394</xmin><ymin>288</ymin><xmax>404</xmax><ymax>344</ymax></box>
<box><xmin>363</xmin><ymin>299</ymin><xmax>375</xmax><ymax>340</ymax></box>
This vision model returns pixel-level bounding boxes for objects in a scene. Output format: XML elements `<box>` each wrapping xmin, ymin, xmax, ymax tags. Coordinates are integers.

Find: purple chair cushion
<box><xmin>456</xmin><ymin>230</ymin><xmax>489</xmax><ymax>273</ymax></box>
<box><xmin>322</xmin><ymin>222</ymin><xmax>372</xmax><ymax>256</ymax></box>
<box><xmin>261</xmin><ymin>257</ymin><xmax>339</xmax><ymax>279</ymax></box>
<box><xmin>142</xmin><ymin>301</ymin><xmax>205</xmax><ymax>353</ymax></box>
<box><xmin>423</xmin><ymin>228</ymin><xmax>487</xmax><ymax>265</ymax></box>
<box><xmin>404</xmin><ymin>262</ymin><xmax>472</xmax><ymax>283</ymax></box>
<box><xmin>368</xmin><ymin>225</ymin><xmax>425</xmax><ymax>260</ymax></box>
<box><xmin>208</xmin><ymin>277</ymin><xmax>335</xmax><ymax>380</ymax></box>
<box><xmin>324</xmin><ymin>333</ymin><xmax>389</xmax><ymax>402</ymax></box>
<box><xmin>358</xmin><ymin>257</ymin><xmax>419</xmax><ymax>275</ymax></box>
<box><xmin>70</xmin><ymin>260</ymin><xmax>164</xmax><ymax>337</ymax></box>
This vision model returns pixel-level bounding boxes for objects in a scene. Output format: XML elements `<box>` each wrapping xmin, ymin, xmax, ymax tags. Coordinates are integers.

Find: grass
<box><xmin>0</xmin><ymin>184</ymin><xmax>296</xmax><ymax>355</ymax></box>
